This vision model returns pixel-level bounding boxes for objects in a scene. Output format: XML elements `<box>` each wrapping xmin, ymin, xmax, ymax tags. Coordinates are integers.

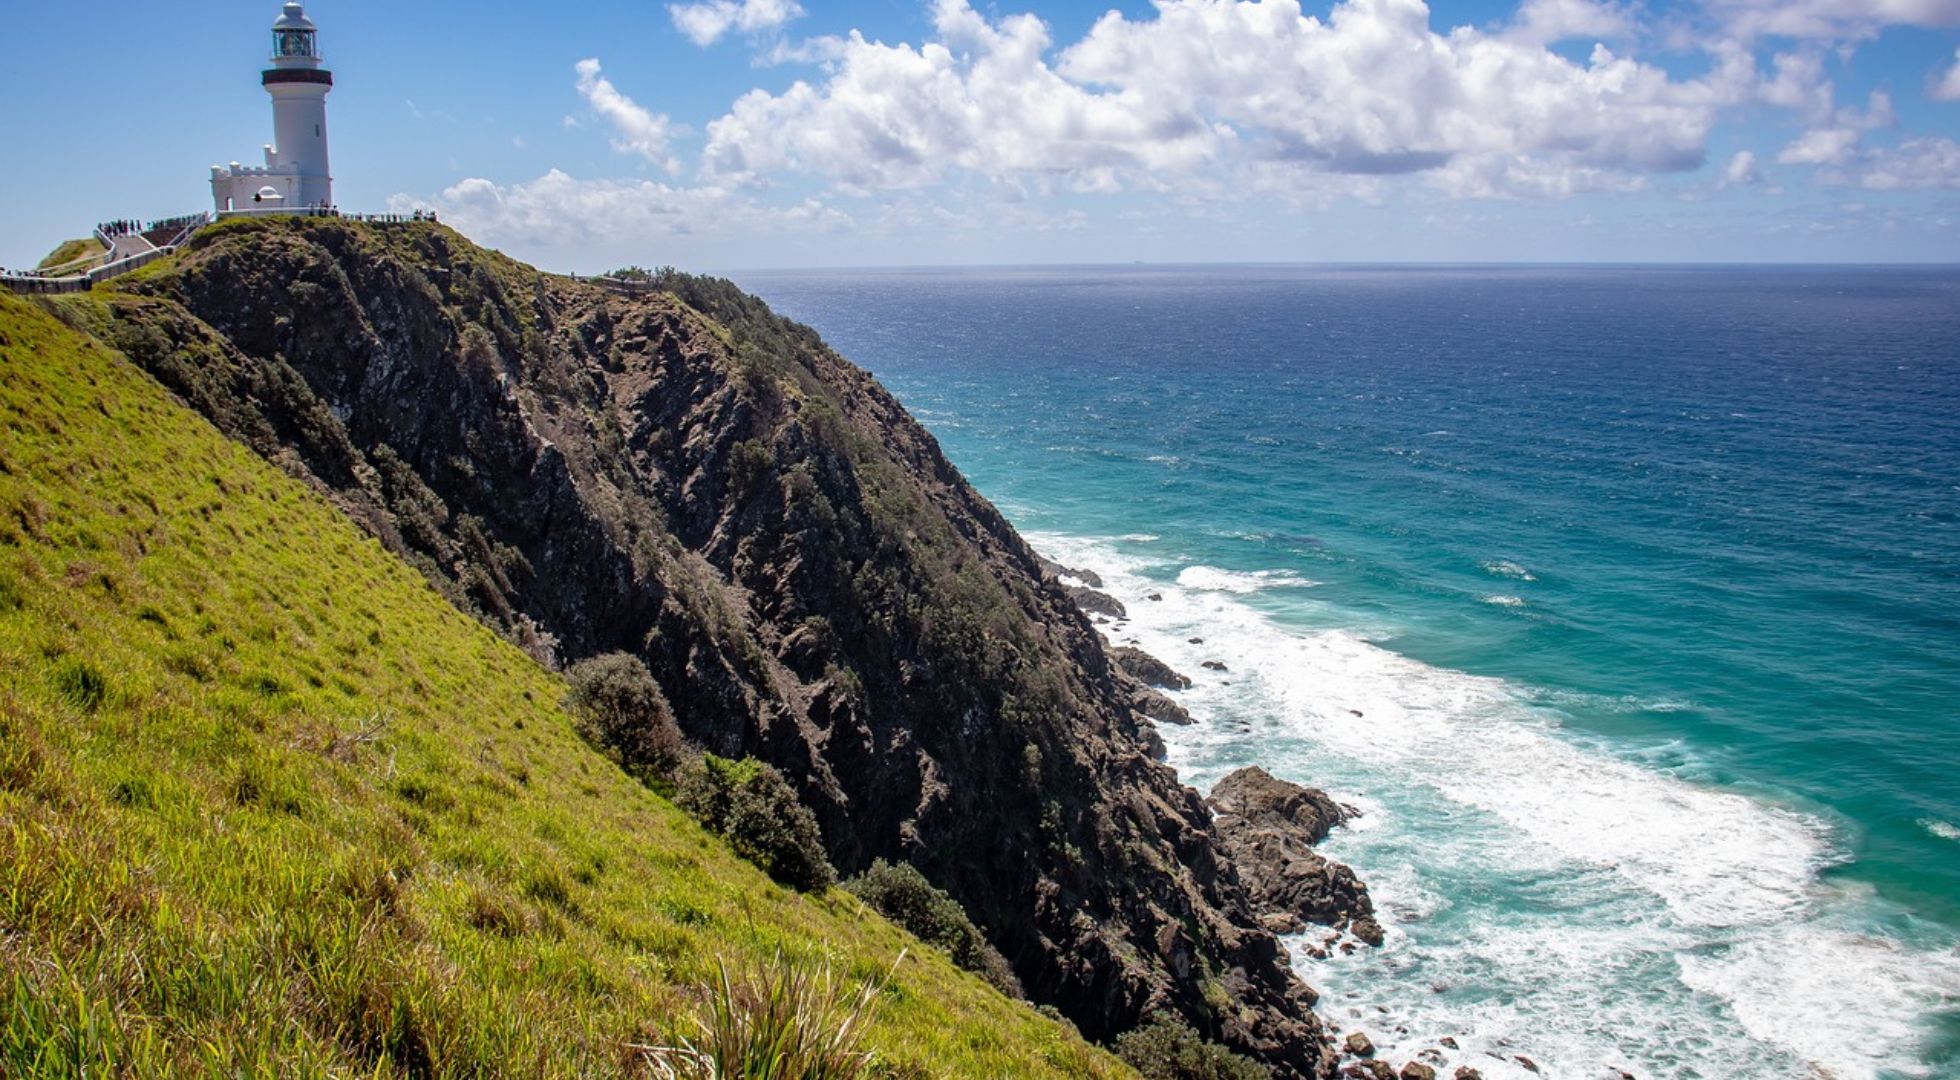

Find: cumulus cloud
<box><xmin>1501</xmin><ymin>0</ymin><xmax>1635</xmax><ymax>45</ymax></box>
<box><xmin>390</xmin><ymin>169</ymin><xmax>850</xmax><ymax>249</ymax></box>
<box><xmin>1934</xmin><ymin>47</ymin><xmax>1960</xmax><ymax>100</ymax></box>
<box><xmin>1700</xmin><ymin>0</ymin><xmax>1960</xmax><ymax>39</ymax></box>
<box><xmin>700</xmin><ymin>0</ymin><xmax>1729</xmax><ymax>200</ymax></box>
<box><xmin>1779</xmin><ymin>127</ymin><xmax>1863</xmax><ymax>165</ymax></box>
<box><xmin>1854</xmin><ymin>137</ymin><xmax>1960</xmax><ymax>188</ymax></box>
<box><xmin>1757</xmin><ymin>50</ymin><xmax>1835</xmax><ymax>121</ymax></box>
<box><xmin>1772</xmin><ymin>120</ymin><xmax>1960</xmax><ymax>189</ymax></box>
<box><xmin>670</xmin><ymin>0</ymin><xmax>804</xmax><ymax>47</ymax></box>
<box><xmin>1722</xmin><ymin>149</ymin><xmax>1763</xmax><ymax>186</ymax></box>
<box><xmin>575</xmin><ymin>58</ymin><xmax>680</xmax><ymax>170</ymax></box>
<box><xmin>703</xmin><ymin>1</ymin><xmax>1218</xmax><ymax>193</ymax></box>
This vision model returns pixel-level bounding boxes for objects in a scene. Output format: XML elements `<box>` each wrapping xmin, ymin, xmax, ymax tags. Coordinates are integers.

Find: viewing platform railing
<box><xmin>570</xmin><ymin>274</ymin><xmax>660</xmax><ymax>296</ymax></box>
<box><xmin>3</xmin><ymin>208</ymin><xmax>436</xmax><ymax>295</ymax></box>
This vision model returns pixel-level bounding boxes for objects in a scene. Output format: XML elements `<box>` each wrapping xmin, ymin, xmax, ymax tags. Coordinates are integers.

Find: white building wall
<box><xmin>210</xmin><ymin>5</ymin><xmax>334</xmax><ymax>215</ymax></box>
<box><xmin>269</xmin><ymin>83</ymin><xmax>331</xmax><ymax>204</ymax></box>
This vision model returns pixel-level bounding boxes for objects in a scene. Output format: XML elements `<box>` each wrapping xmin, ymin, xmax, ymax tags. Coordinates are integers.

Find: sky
<box><xmin>2</xmin><ymin>0</ymin><xmax>1958</xmax><ymax>270</ymax></box>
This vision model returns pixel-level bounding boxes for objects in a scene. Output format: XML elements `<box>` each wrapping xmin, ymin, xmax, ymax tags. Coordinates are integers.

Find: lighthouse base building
<box><xmin>213</xmin><ymin>3</ymin><xmax>334</xmax><ymax>215</ymax></box>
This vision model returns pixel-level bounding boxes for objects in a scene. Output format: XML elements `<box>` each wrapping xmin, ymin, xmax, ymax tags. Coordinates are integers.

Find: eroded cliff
<box><xmin>87</xmin><ymin>216</ymin><xmax>1338</xmax><ymax>1076</ymax></box>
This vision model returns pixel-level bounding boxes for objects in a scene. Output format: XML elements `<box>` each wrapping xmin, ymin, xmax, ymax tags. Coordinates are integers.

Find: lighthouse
<box><xmin>211</xmin><ymin>3</ymin><xmax>334</xmax><ymax>215</ymax></box>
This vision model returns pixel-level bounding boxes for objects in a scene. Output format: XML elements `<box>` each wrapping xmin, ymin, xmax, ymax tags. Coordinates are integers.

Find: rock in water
<box><xmin>1345</xmin><ymin>1032</ymin><xmax>1377</xmax><ymax>1058</ymax></box>
<box><xmin>1452</xmin><ymin>1068</ymin><xmax>1484</xmax><ymax>1080</ymax></box>
<box><xmin>1399</xmin><ymin>1065</ymin><xmax>1437</xmax><ymax>1080</ymax></box>
<box><xmin>1109</xmin><ymin>645</ymin><xmax>1194</xmax><ymax>689</ymax></box>
<box><xmin>1036</xmin><ymin>553</ymin><xmax>1103</xmax><ymax>588</ymax></box>
<box><xmin>1133</xmin><ymin>686</ymin><xmax>1195</xmax><ymax>726</ymax></box>
<box><xmin>1067</xmin><ymin>584</ymin><xmax>1128</xmax><ymax>618</ymax></box>
<box><xmin>1211</xmin><ymin>765</ymin><xmax>1348</xmax><ymax>844</ymax></box>
<box><xmin>1208</xmin><ymin>767</ymin><xmax>1385</xmax><ymax>946</ymax></box>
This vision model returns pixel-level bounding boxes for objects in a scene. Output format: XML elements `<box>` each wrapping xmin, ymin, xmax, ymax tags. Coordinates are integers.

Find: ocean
<box><xmin>732</xmin><ymin>264</ymin><xmax>1960</xmax><ymax>1080</ymax></box>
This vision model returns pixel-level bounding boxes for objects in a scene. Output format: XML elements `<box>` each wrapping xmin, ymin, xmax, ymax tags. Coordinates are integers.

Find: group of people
<box><xmin>147</xmin><ymin>214</ymin><xmax>206</xmax><ymax>239</ymax></box>
<box><xmin>337</xmin><ymin>209</ymin><xmax>440</xmax><ymax>224</ymax></box>
<box><xmin>97</xmin><ymin>218</ymin><xmax>144</xmax><ymax>238</ymax></box>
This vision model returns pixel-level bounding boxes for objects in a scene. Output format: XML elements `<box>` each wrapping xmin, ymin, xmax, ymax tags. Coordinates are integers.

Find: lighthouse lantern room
<box><xmin>212</xmin><ymin>3</ymin><xmax>334</xmax><ymax>215</ymax></box>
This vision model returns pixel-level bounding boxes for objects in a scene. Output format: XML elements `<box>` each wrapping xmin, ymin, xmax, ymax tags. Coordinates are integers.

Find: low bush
<box><xmin>644</xmin><ymin>950</ymin><xmax>889</xmax><ymax>1080</ymax></box>
<box><xmin>565</xmin><ymin>652</ymin><xmax>681</xmax><ymax>779</ymax></box>
<box><xmin>844</xmin><ymin>860</ymin><xmax>1021</xmax><ymax>998</ymax></box>
<box><xmin>1113</xmin><ymin>1015</ymin><xmax>1272</xmax><ymax>1080</ymax></box>
<box><xmin>676</xmin><ymin>754</ymin><xmax>835</xmax><ymax>893</ymax></box>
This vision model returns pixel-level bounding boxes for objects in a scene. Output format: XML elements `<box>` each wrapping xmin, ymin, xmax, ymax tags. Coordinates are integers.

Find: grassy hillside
<box><xmin>35</xmin><ymin>237</ymin><xmax>105</xmax><ymax>273</ymax></box>
<box><xmin>0</xmin><ymin>290</ymin><xmax>1132</xmax><ymax>1078</ymax></box>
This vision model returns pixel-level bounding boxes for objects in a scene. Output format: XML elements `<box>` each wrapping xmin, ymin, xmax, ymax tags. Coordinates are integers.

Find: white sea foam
<box><xmin>1482</xmin><ymin>559</ymin><xmax>1537</xmax><ymax>582</ymax></box>
<box><xmin>1175</xmin><ymin>565</ymin><xmax>1318</xmax><ymax>594</ymax></box>
<box><xmin>1922</xmin><ymin>818</ymin><xmax>1960</xmax><ymax>842</ymax></box>
<box><xmin>1481</xmin><ymin>594</ymin><xmax>1527</xmax><ymax>608</ymax></box>
<box><xmin>1027</xmin><ymin>530</ymin><xmax>1960</xmax><ymax>1080</ymax></box>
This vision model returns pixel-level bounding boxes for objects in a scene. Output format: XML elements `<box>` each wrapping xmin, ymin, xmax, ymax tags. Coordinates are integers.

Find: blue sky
<box><xmin>2</xmin><ymin>0</ymin><xmax>1957</xmax><ymax>270</ymax></box>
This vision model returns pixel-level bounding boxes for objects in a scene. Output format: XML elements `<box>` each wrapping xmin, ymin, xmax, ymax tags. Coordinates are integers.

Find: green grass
<box><xmin>0</xmin><ymin>291</ymin><xmax>1133</xmax><ymax>1079</ymax></box>
<box><xmin>35</xmin><ymin>237</ymin><xmax>105</xmax><ymax>273</ymax></box>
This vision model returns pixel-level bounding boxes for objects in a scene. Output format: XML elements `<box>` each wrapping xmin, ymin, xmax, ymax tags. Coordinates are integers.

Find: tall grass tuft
<box><xmin>644</xmin><ymin>950</ymin><xmax>897</xmax><ymax>1080</ymax></box>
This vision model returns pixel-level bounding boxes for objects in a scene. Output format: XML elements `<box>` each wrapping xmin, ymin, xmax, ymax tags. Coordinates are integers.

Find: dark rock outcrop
<box><xmin>99</xmin><ymin>218</ymin><xmax>1340</xmax><ymax>1077</ymax></box>
<box><xmin>1067</xmin><ymin>584</ymin><xmax>1127</xmax><ymax>619</ymax></box>
<box><xmin>1208</xmin><ymin>767</ymin><xmax>1383</xmax><ymax>946</ymax></box>
<box><xmin>1110</xmin><ymin>645</ymin><xmax>1193</xmax><ymax>690</ymax></box>
<box><xmin>1212</xmin><ymin>766</ymin><xmax>1350</xmax><ymax>845</ymax></box>
<box><xmin>1037</xmin><ymin>553</ymin><xmax>1103</xmax><ymax>588</ymax></box>
<box><xmin>1133</xmin><ymin>685</ymin><xmax>1195</xmax><ymax>726</ymax></box>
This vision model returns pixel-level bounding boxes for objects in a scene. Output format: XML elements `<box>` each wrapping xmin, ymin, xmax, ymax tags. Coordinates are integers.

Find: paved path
<box><xmin>107</xmin><ymin>232</ymin><xmax>157</xmax><ymax>263</ymax></box>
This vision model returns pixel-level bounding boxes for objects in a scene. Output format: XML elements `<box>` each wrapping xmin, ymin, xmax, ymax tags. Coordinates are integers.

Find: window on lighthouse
<box><xmin>275</xmin><ymin>29</ymin><xmax>316</xmax><ymax>58</ymax></box>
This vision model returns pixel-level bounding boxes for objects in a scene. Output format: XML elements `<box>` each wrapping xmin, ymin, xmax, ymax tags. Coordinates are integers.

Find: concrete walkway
<box><xmin>107</xmin><ymin>232</ymin><xmax>157</xmax><ymax>263</ymax></box>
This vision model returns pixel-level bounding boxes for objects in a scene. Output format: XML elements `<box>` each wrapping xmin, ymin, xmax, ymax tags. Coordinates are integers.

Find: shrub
<box><xmin>565</xmin><ymin>652</ymin><xmax>682</xmax><ymax>779</ymax></box>
<box><xmin>844</xmin><ymin>860</ymin><xmax>1022</xmax><ymax>998</ymax></box>
<box><xmin>643</xmin><ymin>950</ymin><xmax>889</xmax><ymax>1080</ymax></box>
<box><xmin>728</xmin><ymin>438</ymin><xmax>776</xmax><ymax>496</ymax></box>
<box><xmin>676</xmin><ymin>755</ymin><xmax>835</xmax><ymax>892</ymax></box>
<box><xmin>1112</xmin><ymin>1015</ymin><xmax>1271</xmax><ymax>1080</ymax></box>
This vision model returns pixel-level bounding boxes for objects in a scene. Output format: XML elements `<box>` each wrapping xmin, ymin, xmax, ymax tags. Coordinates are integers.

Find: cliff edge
<box><xmin>87</xmin><ymin>216</ymin><xmax>1337</xmax><ymax>1076</ymax></box>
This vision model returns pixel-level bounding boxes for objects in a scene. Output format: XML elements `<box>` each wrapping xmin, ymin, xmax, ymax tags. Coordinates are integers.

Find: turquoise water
<box><xmin>735</xmin><ymin>265</ymin><xmax>1960</xmax><ymax>1079</ymax></box>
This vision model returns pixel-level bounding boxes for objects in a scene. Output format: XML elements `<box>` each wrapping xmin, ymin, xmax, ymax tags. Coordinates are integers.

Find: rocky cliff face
<box><xmin>91</xmin><ymin>217</ymin><xmax>1338</xmax><ymax>1076</ymax></box>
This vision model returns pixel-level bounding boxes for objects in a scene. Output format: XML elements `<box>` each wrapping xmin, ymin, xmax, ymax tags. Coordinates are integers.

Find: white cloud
<box><xmin>1778</xmin><ymin>127</ymin><xmax>1862</xmax><ymax>165</ymax></box>
<box><xmin>1502</xmin><ymin>0</ymin><xmax>1635</xmax><ymax>45</ymax></box>
<box><xmin>700</xmin><ymin>0</ymin><xmax>1729</xmax><ymax>200</ymax></box>
<box><xmin>1851</xmin><ymin>137</ymin><xmax>1960</xmax><ymax>189</ymax></box>
<box><xmin>1722</xmin><ymin>149</ymin><xmax>1763</xmax><ymax>186</ymax></box>
<box><xmin>1933</xmin><ymin>47</ymin><xmax>1960</xmax><ymax>100</ymax></box>
<box><xmin>575</xmin><ymin>59</ymin><xmax>679</xmax><ymax>171</ymax></box>
<box><xmin>390</xmin><ymin>169</ymin><xmax>850</xmax><ymax>250</ymax></box>
<box><xmin>1700</xmin><ymin>0</ymin><xmax>1960</xmax><ymax>40</ymax></box>
<box><xmin>670</xmin><ymin>0</ymin><xmax>805</xmax><ymax>47</ymax></box>
<box><xmin>703</xmin><ymin>1</ymin><xmax>1220</xmax><ymax>193</ymax></box>
<box><xmin>1758</xmin><ymin>50</ymin><xmax>1835</xmax><ymax>122</ymax></box>
<box><xmin>1773</xmin><ymin>124</ymin><xmax>1960</xmax><ymax>189</ymax></box>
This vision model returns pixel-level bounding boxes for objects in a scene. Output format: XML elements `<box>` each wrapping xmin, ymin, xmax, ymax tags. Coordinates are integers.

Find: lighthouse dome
<box><xmin>270</xmin><ymin>3</ymin><xmax>322</xmax><ymax>64</ymax></box>
<box><xmin>272</xmin><ymin>4</ymin><xmax>316</xmax><ymax>32</ymax></box>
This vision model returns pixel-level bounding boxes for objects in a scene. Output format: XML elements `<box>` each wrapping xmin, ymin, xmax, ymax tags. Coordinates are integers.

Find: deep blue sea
<box><xmin>733</xmin><ymin>265</ymin><xmax>1960</xmax><ymax>1080</ymax></box>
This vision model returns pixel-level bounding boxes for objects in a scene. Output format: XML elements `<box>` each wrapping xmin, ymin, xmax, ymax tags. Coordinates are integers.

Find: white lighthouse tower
<box><xmin>211</xmin><ymin>3</ymin><xmax>335</xmax><ymax>215</ymax></box>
